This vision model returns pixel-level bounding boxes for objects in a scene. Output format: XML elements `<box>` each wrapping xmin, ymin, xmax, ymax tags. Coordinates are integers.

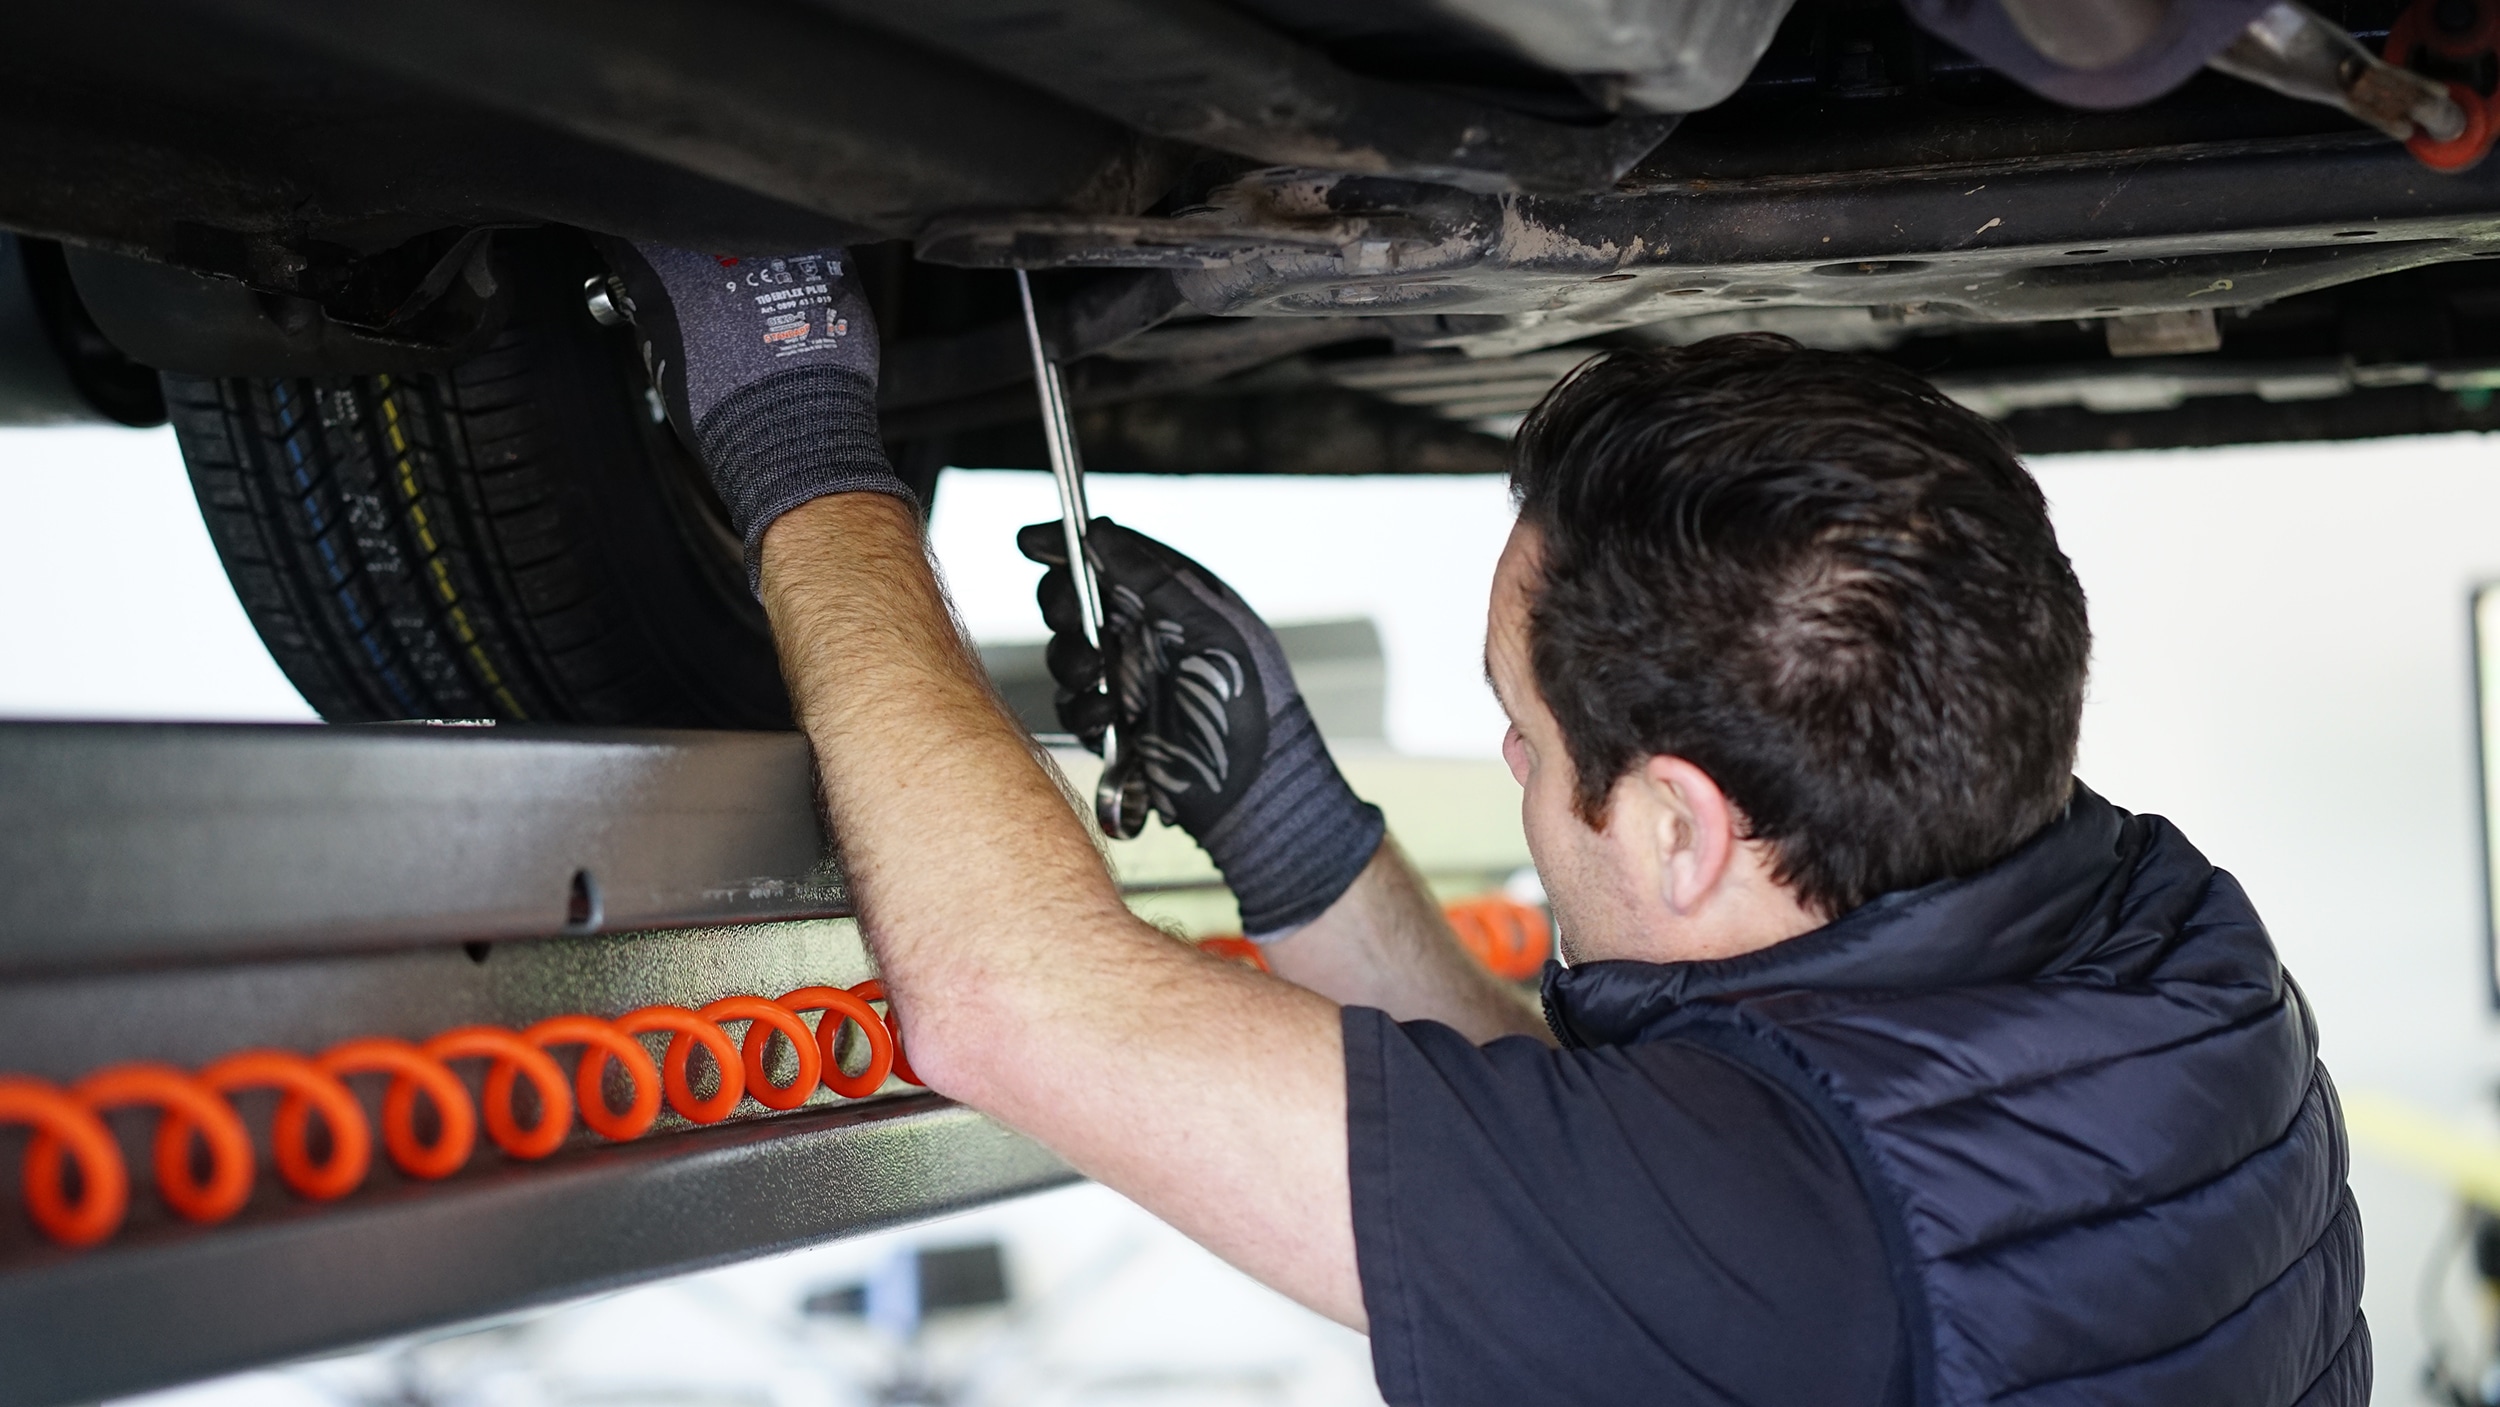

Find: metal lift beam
<box><xmin>0</xmin><ymin>721</ymin><xmax>1074</xmax><ymax>1407</ymax></box>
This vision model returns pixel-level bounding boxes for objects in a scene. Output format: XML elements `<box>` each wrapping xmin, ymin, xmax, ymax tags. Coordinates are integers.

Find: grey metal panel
<box><xmin>0</xmin><ymin>1096</ymin><xmax>1075</xmax><ymax>1407</ymax></box>
<box><xmin>0</xmin><ymin>917</ymin><xmax>1073</xmax><ymax>1404</ymax></box>
<box><xmin>0</xmin><ymin>722</ymin><xmax>844</xmax><ymax>972</ymax></box>
<box><xmin>0</xmin><ymin>917</ymin><xmax>882</xmax><ymax>1081</ymax></box>
<box><xmin>168</xmin><ymin>0</ymin><xmax>1157</xmax><ymax>241</ymax></box>
<box><xmin>1401</xmin><ymin>0</ymin><xmax>1795</xmax><ymax>113</ymax></box>
<box><xmin>812</xmin><ymin>0</ymin><xmax>1673</xmax><ymax>195</ymax></box>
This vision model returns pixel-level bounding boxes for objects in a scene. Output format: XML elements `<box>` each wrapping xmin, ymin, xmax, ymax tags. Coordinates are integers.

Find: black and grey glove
<box><xmin>1018</xmin><ymin>518</ymin><xmax>1384</xmax><ymax>940</ymax></box>
<box><xmin>597</xmin><ymin>240</ymin><xmax>911</xmax><ymax>590</ymax></box>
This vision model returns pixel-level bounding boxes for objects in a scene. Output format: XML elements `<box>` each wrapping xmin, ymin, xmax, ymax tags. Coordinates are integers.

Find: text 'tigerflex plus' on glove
<box><xmin>603</xmin><ymin>241</ymin><xmax>913</xmax><ymax>590</ymax></box>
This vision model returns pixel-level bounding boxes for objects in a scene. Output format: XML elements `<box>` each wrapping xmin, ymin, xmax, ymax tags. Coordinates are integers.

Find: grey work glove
<box><xmin>597</xmin><ymin>240</ymin><xmax>911</xmax><ymax>590</ymax></box>
<box><xmin>1018</xmin><ymin>518</ymin><xmax>1384</xmax><ymax>940</ymax></box>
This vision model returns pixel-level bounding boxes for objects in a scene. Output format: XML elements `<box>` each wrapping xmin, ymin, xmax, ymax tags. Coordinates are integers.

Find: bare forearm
<box><xmin>761</xmin><ymin>499</ymin><xmax>1121</xmax><ymax>1017</ymax></box>
<box><xmin>756</xmin><ymin>495</ymin><xmax>1365</xmax><ymax>1326</ymax></box>
<box><xmin>1264</xmin><ymin>841</ymin><xmax>1551</xmax><ymax>1045</ymax></box>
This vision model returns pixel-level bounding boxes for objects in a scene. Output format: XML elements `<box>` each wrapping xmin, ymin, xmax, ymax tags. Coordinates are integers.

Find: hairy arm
<box><xmin>1266</xmin><ymin>841</ymin><xmax>1551</xmax><ymax>1045</ymax></box>
<box><xmin>761</xmin><ymin>495</ymin><xmax>1365</xmax><ymax>1326</ymax></box>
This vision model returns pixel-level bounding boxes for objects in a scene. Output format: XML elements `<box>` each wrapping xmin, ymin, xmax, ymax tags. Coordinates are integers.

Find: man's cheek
<box><xmin>1518</xmin><ymin>805</ymin><xmax>1581</xmax><ymax>957</ymax></box>
<box><xmin>1517</xmin><ymin>777</ymin><xmax>1568</xmax><ymax>882</ymax></box>
<box><xmin>1546</xmin><ymin>850</ymin><xmax>1609</xmax><ymax>968</ymax></box>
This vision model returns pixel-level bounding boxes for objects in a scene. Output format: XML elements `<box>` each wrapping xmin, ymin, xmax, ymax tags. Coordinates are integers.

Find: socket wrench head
<box><xmin>1095</xmin><ymin>731</ymin><xmax>1151</xmax><ymax>840</ymax></box>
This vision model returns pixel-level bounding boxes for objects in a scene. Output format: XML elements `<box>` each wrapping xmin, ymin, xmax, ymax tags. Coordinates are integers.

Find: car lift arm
<box><xmin>0</xmin><ymin>721</ymin><xmax>1073</xmax><ymax>1407</ymax></box>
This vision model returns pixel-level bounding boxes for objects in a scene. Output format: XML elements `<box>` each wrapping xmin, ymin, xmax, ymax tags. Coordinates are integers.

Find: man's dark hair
<box><xmin>1510</xmin><ymin>334</ymin><xmax>2089</xmax><ymax>917</ymax></box>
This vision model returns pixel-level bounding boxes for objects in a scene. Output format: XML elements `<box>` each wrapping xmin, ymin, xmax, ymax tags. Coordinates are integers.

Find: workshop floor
<box><xmin>8</xmin><ymin>428</ymin><xmax>2500</xmax><ymax>1405</ymax></box>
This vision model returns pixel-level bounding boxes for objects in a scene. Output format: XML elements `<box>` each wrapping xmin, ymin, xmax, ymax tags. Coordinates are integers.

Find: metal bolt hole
<box><xmin>565</xmin><ymin>869</ymin><xmax>603</xmax><ymax>932</ymax></box>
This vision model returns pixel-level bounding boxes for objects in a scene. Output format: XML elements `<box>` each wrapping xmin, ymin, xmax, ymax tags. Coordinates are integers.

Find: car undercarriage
<box><xmin>3</xmin><ymin>0</ymin><xmax>2494</xmax><ymax>725</ymax></box>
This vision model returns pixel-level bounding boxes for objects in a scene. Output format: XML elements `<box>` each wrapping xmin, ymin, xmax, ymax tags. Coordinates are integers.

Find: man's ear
<box><xmin>1641</xmin><ymin>756</ymin><xmax>1739</xmax><ymax>916</ymax></box>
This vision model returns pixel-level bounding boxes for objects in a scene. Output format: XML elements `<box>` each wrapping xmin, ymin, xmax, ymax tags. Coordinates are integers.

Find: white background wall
<box><xmin>7</xmin><ymin>424</ymin><xmax>2500</xmax><ymax>1403</ymax></box>
<box><xmin>2034</xmin><ymin>438</ymin><xmax>2500</xmax><ymax>1400</ymax></box>
<box><xmin>0</xmin><ymin>426</ymin><xmax>310</xmax><ymax>721</ymax></box>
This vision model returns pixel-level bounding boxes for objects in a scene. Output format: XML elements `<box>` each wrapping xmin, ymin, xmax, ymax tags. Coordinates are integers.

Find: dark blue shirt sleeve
<box><xmin>1343</xmin><ymin>1006</ymin><xmax>1907</xmax><ymax>1407</ymax></box>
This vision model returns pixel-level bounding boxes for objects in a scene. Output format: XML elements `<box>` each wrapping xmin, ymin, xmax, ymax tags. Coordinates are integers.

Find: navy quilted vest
<box><xmin>1542</xmin><ymin>785</ymin><xmax>2367</xmax><ymax>1407</ymax></box>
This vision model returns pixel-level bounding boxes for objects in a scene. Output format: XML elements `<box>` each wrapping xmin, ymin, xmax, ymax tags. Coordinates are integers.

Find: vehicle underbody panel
<box><xmin>1</xmin><ymin>0</ymin><xmax>2491</xmax><ymax>457</ymax></box>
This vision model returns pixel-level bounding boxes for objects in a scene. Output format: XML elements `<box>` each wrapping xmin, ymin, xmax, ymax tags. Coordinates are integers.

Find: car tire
<box><xmin>165</xmin><ymin>235</ymin><xmax>810</xmax><ymax>728</ymax></box>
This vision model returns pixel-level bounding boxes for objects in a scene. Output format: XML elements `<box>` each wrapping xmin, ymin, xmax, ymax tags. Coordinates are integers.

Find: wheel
<box><xmin>166</xmin><ymin>234</ymin><xmax>798</xmax><ymax>727</ymax></box>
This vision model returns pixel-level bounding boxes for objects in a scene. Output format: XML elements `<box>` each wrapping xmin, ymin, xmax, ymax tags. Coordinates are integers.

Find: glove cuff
<box><xmin>1196</xmin><ymin>701</ymin><xmax>1385</xmax><ymax>940</ymax></box>
<box><xmin>695</xmin><ymin>365</ymin><xmax>918</xmax><ymax>593</ymax></box>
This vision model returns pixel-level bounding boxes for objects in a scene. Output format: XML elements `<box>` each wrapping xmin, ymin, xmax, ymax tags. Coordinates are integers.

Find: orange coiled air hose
<box><xmin>1442</xmin><ymin>897</ymin><xmax>1554</xmax><ymax>982</ymax></box>
<box><xmin>0</xmin><ymin>979</ymin><xmax>916</xmax><ymax>1249</ymax></box>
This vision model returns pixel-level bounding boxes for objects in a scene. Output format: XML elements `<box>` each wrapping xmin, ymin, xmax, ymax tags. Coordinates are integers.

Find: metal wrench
<box><xmin>1014</xmin><ymin>270</ymin><xmax>1151</xmax><ymax>838</ymax></box>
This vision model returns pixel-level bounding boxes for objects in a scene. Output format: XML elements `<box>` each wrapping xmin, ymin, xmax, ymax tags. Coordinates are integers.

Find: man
<box><xmin>607</xmin><ymin>244</ymin><xmax>2364</xmax><ymax>1406</ymax></box>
